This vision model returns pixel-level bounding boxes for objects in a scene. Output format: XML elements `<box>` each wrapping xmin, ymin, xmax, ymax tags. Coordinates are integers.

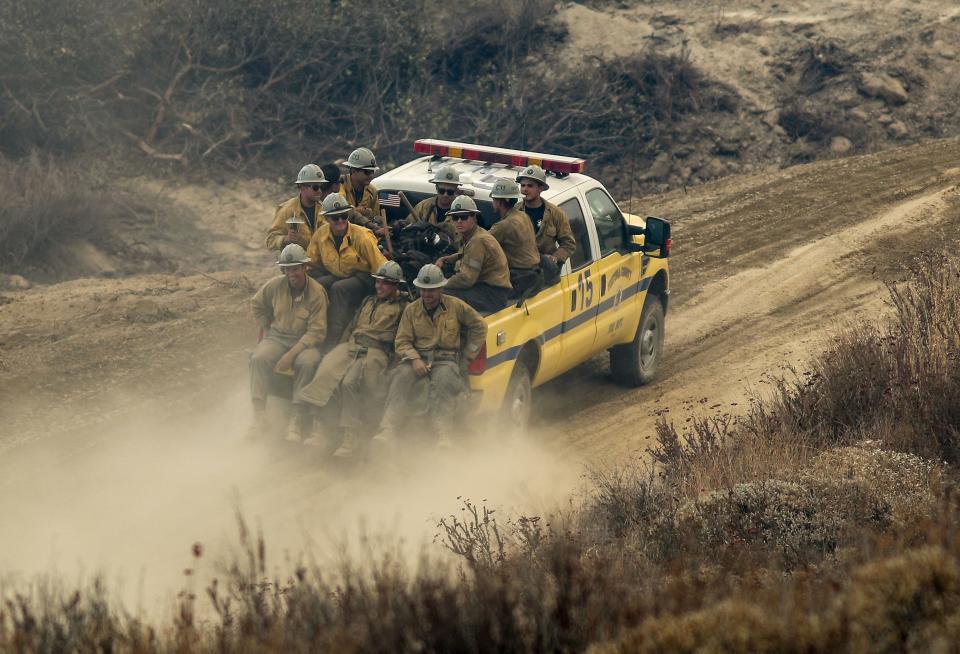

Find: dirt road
<box><xmin>548</xmin><ymin>138</ymin><xmax>960</xmax><ymax>461</ymax></box>
<box><xmin>2</xmin><ymin>139</ymin><xmax>959</xmax><ymax>606</ymax></box>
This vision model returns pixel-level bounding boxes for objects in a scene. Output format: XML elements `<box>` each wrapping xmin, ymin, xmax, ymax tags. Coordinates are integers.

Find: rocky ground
<box><xmin>559</xmin><ymin>0</ymin><xmax>960</xmax><ymax>191</ymax></box>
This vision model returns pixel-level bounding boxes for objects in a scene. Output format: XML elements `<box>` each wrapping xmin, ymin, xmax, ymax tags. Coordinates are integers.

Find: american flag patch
<box><xmin>380</xmin><ymin>191</ymin><xmax>401</xmax><ymax>208</ymax></box>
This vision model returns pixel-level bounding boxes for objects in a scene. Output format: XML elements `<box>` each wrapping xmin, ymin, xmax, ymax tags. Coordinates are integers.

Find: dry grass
<box><xmin>0</xmin><ymin>154</ymin><xmax>131</xmax><ymax>273</ymax></box>
<box><xmin>4</xmin><ymin>252</ymin><xmax>960</xmax><ymax>651</ymax></box>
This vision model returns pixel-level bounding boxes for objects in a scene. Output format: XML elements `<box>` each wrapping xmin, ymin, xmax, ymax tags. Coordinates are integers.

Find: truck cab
<box><xmin>375</xmin><ymin>140</ymin><xmax>671</xmax><ymax>428</ymax></box>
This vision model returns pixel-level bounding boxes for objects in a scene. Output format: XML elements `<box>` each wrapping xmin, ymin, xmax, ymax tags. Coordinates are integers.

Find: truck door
<box><xmin>557</xmin><ymin>195</ymin><xmax>601</xmax><ymax>367</ymax></box>
<box><xmin>585</xmin><ymin>187</ymin><xmax>643</xmax><ymax>351</ymax></box>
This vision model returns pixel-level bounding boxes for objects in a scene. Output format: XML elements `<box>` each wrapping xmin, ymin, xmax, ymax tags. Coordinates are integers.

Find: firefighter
<box><xmin>436</xmin><ymin>195</ymin><xmax>511</xmax><ymax>314</ymax></box>
<box><xmin>372</xmin><ymin>264</ymin><xmax>487</xmax><ymax>450</ymax></box>
<box><xmin>248</xmin><ymin>244</ymin><xmax>328</xmax><ymax>441</ymax></box>
<box><xmin>298</xmin><ymin>260</ymin><xmax>408</xmax><ymax>457</ymax></box>
<box><xmin>319</xmin><ymin>163</ymin><xmax>343</xmax><ymax>199</ymax></box>
<box><xmin>405</xmin><ymin>165</ymin><xmax>460</xmax><ymax>237</ymax></box>
<box><xmin>265</xmin><ymin>164</ymin><xmax>327</xmax><ymax>251</ymax></box>
<box><xmin>340</xmin><ymin>147</ymin><xmax>381</xmax><ymax>232</ymax></box>
<box><xmin>516</xmin><ymin>165</ymin><xmax>575</xmax><ymax>286</ymax></box>
<box><xmin>488</xmin><ymin>178</ymin><xmax>544</xmax><ymax>299</ymax></box>
<box><xmin>307</xmin><ymin>193</ymin><xmax>387</xmax><ymax>346</ymax></box>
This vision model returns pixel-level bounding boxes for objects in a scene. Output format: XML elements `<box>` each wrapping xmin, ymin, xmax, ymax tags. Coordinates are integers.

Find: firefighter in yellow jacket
<box><xmin>298</xmin><ymin>261</ymin><xmax>408</xmax><ymax>458</ymax></box>
<box><xmin>488</xmin><ymin>178</ymin><xmax>544</xmax><ymax>299</ymax></box>
<box><xmin>249</xmin><ymin>244</ymin><xmax>328</xmax><ymax>441</ymax></box>
<box><xmin>307</xmin><ymin>193</ymin><xmax>387</xmax><ymax>346</ymax></box>
<box><xmin>372</xmin><ymin>264</ymin><xmax>487</xmax><ymax>450</ymax></box>
<box><xmin>516</xmin><ymin>165</ymin><xmax>576</xmax><ymax>285</ymax></box>
<box><xmin>340</xmin><ymin>147</ymin><xmax>381</xmax><ymax>232</ymax></box>
<box><xmin>265</xmin><ymin>164</ymin><xmax>327</xmax><ymax>251</ymax></box>
<box><xmin>405</xmin><ymin>165</ymin><xmax>460</xmax><ymax>237</ymax></box>
<box><xmin>436</xmin><ymin>195</ymin><xmax>511</xmax><ymax>314</ymax></box>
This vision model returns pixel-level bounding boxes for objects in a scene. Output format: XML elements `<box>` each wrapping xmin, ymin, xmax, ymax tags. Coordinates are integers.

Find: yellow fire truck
<box><xmin>376</xmin><ymin>140</ymin><xmax>671</xmax><ymax>428</ymax></box>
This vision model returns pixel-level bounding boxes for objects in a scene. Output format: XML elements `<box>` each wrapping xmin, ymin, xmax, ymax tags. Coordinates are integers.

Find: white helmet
<box><xmin>344</xmin><ymin>147</ymin><xmax>379</xmax><ymax>171</ymax></box>
<box><xmin>414</xmin><ymin>264</ymin><xmax>447</xmax><ymax>289</ymax></box>
<box><xmin>516</xmin><ymin>164</ymin><xmax>549</xmax><ymax>190</ymax></box>
<box><xmin>372</xmin><ymin>261</ymin><xmax>405</xmax><ymax>283</ymax></box>
<box><xmin>295</xmin><ymin>164</ymin><xmax>326</xmax><ymax>185</ymax></box>
<box><xmin>277</xmin><ymin>244</ymin><xmax>310</xmax><ymax>267</ymax></box>
<box><xmin>321</xmin><ymin>194</ymin><xmax>353</xmax><ymax>216</ymax></box>
<box><xmin>429</xmin><ymin>166</ymin><xmax>462</xmax><ymax>186</ymax></box>
<box><xmin>489</xmin><ymin>178</ymin><xmax>522</xmax><ymax>200</ymax></box>
<box><xmin>447</xmin><ymin>195</ymin><xmax>479</xmax><ymax>215</ymax></box>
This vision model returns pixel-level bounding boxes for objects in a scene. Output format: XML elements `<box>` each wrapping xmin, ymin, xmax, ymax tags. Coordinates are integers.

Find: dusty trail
<box><xmin>2</xmin><ymin>139</ymin><xmax>960</xmax><ymax>608</ymax></box>
<box><xmin>543</xmin><ymin>139</ymin><xmax>960</xmax><ymax>461</ymax></box>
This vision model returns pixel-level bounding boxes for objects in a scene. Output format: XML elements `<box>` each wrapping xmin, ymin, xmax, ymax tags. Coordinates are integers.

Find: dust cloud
<box><xmin>0</xmin><ymin>381</ymin><xmax>585</xmax><ymax>616</ymax></box>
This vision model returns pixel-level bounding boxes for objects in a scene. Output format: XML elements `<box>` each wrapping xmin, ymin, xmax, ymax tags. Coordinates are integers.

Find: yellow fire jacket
<box><xmin>489</xmin><ymin>207</ymin><xmax>541</xmax><ymax>270</ymax></box>
<box><xmin>265</xmin><ymin>196</ymin><xmax>324</xmax><ymax>251</ymax></box>
<box><xmin>518</xmin><ymin>200</ymin><xmax>577</xmax><ymax>262</ymax></box>
<box><xmin>406</xmin><ymin>197</ymin><xmax>456</xmax><ymax>238</ymax></box>
<box><xmin>340</xmin><ymin>175</ymin><xmax>381</xmax><ymax>225</ymax></box>
<box><xmin>445</xmin><ymin>227</ymin><xmax>512</xmax><ymax>290</ymax></box>
<box><xmin>306</xmin><ymin>222</ymin><xmax>387</xmax><ymax>278</ymax></box>
<box><xmin>343</xmin><ymin>294</ymin><xmax>409</xmax><ymax>350</ymax></box>
<box><xmin>251</xmin><ymin>275</ymin><xmax>328</xmax><ymax>348</ymax></box>
<box><xmin>394</xmin><ymin>295</ymin><xmax>487</xmax><ymax>363</ymax></box>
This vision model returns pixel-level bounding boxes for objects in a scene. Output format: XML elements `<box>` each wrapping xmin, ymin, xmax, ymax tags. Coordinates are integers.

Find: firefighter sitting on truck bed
<box><xmin>297</xmin><ymin>260</ymin><xmax>408</xmax><ymax>458</ymax></box>
<box><xmin>340</xmin><ymin>147</ymin><xmax>382</xmax><ymax>233</ymax></box>
<box><xmin>248</xmin><ymin>244</ymin><xmax>328</xmax><ymax>441</ymax></box>
<box><xmin>435</xmin><ymin>195</ymin><xmax>512</xmax><ymax>315</ymax></box>
<box><xmin>265</xmin><ymin>164</ymin><xmax>327</xmax><ymax>251</ymax></box>
<box><xmin>488</xmin><ymin>178</ymin><xmax>544</xmax><ymax>300</ymax></box>
<box><xmin>307</xmin><ymin>193</ymin><xmax>386</xmax><ymax>348</ymax></box>
<box><xmin>405</xmin><ymin>165</ymin><xmax>460</xmax><ymax>238</ymax></box>
<box><xmin>372</xmin><ymin>264</ymin><xmax>487</xmax><ymax>451</ymax></box>
<box><xmin>516</xmin><ymin>165</ymin><xmax>576</xmax><ymax>287</ymax></box>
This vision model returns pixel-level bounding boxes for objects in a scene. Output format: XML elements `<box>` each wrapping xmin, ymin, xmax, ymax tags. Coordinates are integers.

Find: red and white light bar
<box><xmin>413</xmin><ymin>139</ymin><xmax>586</xmax><ymax>174</ymax></box>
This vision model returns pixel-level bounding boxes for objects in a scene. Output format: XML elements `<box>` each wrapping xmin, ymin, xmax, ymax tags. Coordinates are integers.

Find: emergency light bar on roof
<box><xmin>413</xmin><ymin>139</ymin><xmax>586</xmax><ymax>175</ymax></box>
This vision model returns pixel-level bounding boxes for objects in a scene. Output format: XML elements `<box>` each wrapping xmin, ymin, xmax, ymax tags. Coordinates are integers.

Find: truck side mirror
<box><xmin>642</xmin><ymin>216</ymin><xmax>671</xmax><ymax>258</ymax></box>
<box><xmin>626</xmin><ymin>217</ymin><xmax>671</xmax><ymax>257</ymax></box>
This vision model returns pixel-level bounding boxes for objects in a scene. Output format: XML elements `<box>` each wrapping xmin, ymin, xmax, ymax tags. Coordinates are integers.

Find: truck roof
<box><xmin>374</xmin><ymin>148</ymin><xmax>595</xmax><ymax>203</ymax></box>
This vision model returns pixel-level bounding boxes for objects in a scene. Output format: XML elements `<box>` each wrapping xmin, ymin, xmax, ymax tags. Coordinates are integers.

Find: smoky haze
<box><xmin>0</xmin><ymin>381</ymin><xmax>585</xmax><ymax>616</ymax></box>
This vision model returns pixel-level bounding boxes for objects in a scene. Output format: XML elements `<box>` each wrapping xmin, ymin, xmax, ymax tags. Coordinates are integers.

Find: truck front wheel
<box><xmin>610</xmin><ymin>297</ymin><xmax>664</xmax><ymax>387</ymax></box>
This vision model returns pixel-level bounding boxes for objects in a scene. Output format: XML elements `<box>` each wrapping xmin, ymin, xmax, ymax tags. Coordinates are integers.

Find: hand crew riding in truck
<box><xmin>252</xmin><ymin>141</ymin><xmax>671</xmax><ymax>454</ymax></box>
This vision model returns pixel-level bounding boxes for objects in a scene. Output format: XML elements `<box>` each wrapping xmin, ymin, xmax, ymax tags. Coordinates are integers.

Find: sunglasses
<box><xmin>451</xmin><ymin>214</ymin><xmax>474</xmax><ymax>222</ymax></box>
<box><xmin>328</xmin><ymin>214</ymin><xmax>349</xmax><ymax>222</ymax></box>
<box><xmin>308</xmin><ymin>184</ymin><xmax>322</xmax><ymax>191</ymax></box>
<box><xmin>436</xmin><ymin>188</ymin><xmax>457</xmax><ymax>196</ymax></box>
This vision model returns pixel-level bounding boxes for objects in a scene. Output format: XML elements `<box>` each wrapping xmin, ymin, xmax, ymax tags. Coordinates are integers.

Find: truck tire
<box><xmin>610</xmin><ymin>296</ymin><xmax>664</xmax><ymax>387</ymax></box>
<box><xmin>499</xmin><ymin>363</ymin><xmax>532</xmax><ymax>433</ymax></box>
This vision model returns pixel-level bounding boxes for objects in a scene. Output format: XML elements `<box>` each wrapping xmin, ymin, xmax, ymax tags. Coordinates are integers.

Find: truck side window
<box><xmin>585</xmin><ymin>188</ymin><xmax>628</xmax><ymax>256</ymax></box>
<box><xmin>559</xmin><ymin>198</ymin><xmax>592</xmax><ymax>270</ymax></box>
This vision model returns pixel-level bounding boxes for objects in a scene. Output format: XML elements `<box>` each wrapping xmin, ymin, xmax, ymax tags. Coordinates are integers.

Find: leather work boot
<box><xmin>370</xmin><ymin>429</ymin><xmax>398</xmax><ymax>455</ymax></box>
<box><xmin>302</xmin><ymin>420</ymin><xmax>327</xmax><ymax>448</ymax></box>
<box><xmin>332</xmin><ymin>429</ymin><xmax>361</xmax><ymax>458</ymax></box>
<box><xmin>245</xmin><ymin>404</ymin><xmax>268</xmax><ymax>440</ymax></box>
<box><xmin>285</xmin><ymin>408</ymin><xmax>310</xmax><ymax>443</ymax></box>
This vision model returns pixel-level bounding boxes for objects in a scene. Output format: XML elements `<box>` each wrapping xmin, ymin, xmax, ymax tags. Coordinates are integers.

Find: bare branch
<box><xmin>85</xmin><ymin>72</ymin><xmax>125</xmax><ymax>96</ymax></box>
<box><xmin>120</xmin><ymin>128</ymin><xmax>189</xmax><ymax>165</ymax></box>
